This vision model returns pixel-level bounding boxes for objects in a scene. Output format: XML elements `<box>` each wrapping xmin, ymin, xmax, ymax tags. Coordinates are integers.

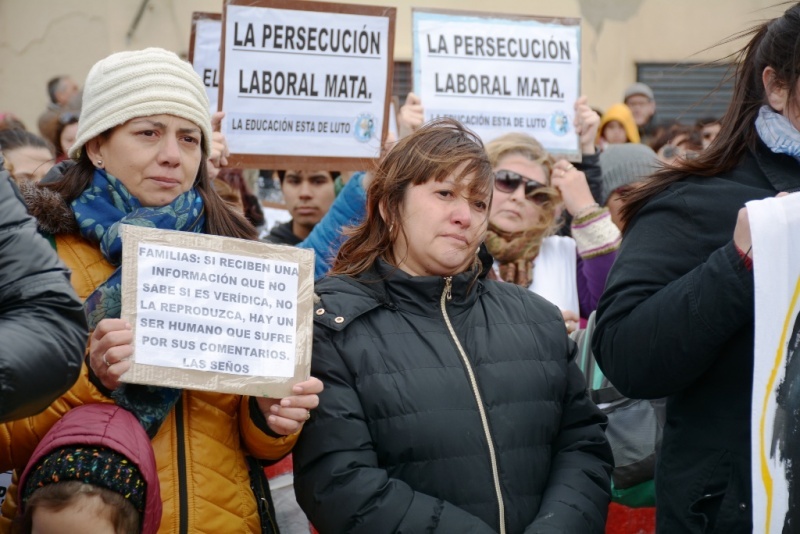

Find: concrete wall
<box><xmin>0</xmin><ymin>0</ymin><xmax>786</xmax><ymax>132</ymax></box>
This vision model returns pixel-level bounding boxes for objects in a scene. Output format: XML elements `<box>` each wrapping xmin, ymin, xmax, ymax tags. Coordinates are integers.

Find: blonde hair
<box><xmin>485</xmin><ymin>132</ymin><xmax>553</xmax><ymax>185</ymax></box>
<box><xmin>484</xmin><ymin>133</ymin><xmax>561</xmax><ymax>238</ymax></box>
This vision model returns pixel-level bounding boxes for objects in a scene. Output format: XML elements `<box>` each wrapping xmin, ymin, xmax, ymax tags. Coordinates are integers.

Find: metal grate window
<box><xmin>393</xmin><ymin>61</ymin><xmax>412</xmax><ymax>105</ymax></box>
<box><xmin>637</xmin><ymin>63</ymin><xmax>736</xmax><ymax>126</ymax></box>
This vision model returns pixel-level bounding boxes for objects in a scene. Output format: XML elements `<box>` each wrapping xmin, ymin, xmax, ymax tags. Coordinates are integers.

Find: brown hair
<box><xmin>621</xmin><ymin>4</ymin><xmax>800</xmax><ymax>229</ymax></box>
<box><xmin>41</xmin><ymin>129</ymin><xmax>257</xmax><ymax>240</ymax></box>
<box><xmin>331</xmin><ymin>117</ymin><xmax>492</xmax><ymax>277</ymax></box>
<box><xmin>14</xmin><ymin>481</ymin><xmax>140</xmax><ymax>534</ymax></box>
<box><xmin>484</xmin><ymin>132</ymin><xmax>561</xmax><ymax>239</ymax></box>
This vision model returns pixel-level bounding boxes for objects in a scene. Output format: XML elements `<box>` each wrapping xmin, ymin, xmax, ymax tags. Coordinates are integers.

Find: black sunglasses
<box><xmin>494</xmin><ymin>170</ymin><xmax>553</xmax><ymax>204</ymax></box>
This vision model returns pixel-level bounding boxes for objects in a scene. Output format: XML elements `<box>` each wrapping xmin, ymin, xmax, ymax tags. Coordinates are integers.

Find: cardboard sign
<box><xmin>413</xmin><ymin>9</ymin><xmax>581</xmax><ymax>159</ymax></box>
<box><xmin>189</xmin><ymin>12</ymin><xmax>222</xmax><ymax>114</ymax></box>
<box><xmin>220</xmin><ymin>0</ymin><xmax>396</xmax><ymax>170</ymax></box>
<box><xmin>120</xmin><ymin>225</ymin><xmax>314</xmax><ymax>398</ymax></box>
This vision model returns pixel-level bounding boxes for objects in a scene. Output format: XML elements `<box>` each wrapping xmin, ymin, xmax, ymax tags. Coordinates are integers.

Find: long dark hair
<box><xmin>42</xmin><ymin>131</ymin><xmax>256</xmax><ymax>240</ymax></box>
<box><xmin>331</xmin><ymin>118</ymin><xmax>493</xmax><ymax>277</ymax></box>
<box><xmin>621</xmin><ymin>4</ymin><xmax>800</xmax><ymax>229</ymax></box>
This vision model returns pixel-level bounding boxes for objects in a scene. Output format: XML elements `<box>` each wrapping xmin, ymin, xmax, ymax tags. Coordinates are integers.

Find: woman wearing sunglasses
<box><xmin>485</xmin><ymin>100</ymin><xmax>620</xmax><ymax>331</ymax></box>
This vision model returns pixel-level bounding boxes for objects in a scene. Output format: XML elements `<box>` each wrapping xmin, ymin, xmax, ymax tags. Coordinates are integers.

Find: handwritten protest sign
<box><xmin>120</xmin><ymin>225</ymin><xmax>314</xmax><ymax>398</ymax></box>
<box><xmin>750</xmin><ymin>193</ymin><xmax>800</xmax><ymax>532</ymax></box>
<box><xmin>413</xmin><ymin>9</ymin><xmax>581</xmax><ymax>159</ymax></box>
<box><xmin>220</xmin><ymin>0</ymin><xmax>396</xmax><ymax>170</ymax></box>
<box><xmin>189</xmin><ymin>12</ymin><xmax>222</xmax><ymax>114</ymax></box>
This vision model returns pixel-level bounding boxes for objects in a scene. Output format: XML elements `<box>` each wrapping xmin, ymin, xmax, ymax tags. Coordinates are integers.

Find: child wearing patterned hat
<box><xmin>13</xmin><ymin>404</ymin><xmax>160</xmax><ymax>534</ymax></box>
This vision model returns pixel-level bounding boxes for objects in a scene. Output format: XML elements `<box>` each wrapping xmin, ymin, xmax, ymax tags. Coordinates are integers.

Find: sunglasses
<box><xmin>494</xmin><ymin>170</ymin><xmax>554</xmax><ymax>204</ymax></box>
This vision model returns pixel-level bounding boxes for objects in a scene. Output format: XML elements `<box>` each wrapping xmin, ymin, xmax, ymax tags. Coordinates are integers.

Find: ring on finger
<box><xmin>102</xmin><ymin>354</ymin><xmax>111</xmax><ymax>367</ymax></box>
<box><xmin>305</xmin><ymin>410</ymin><xmax>311</xmax><ymax>421</ymax></box>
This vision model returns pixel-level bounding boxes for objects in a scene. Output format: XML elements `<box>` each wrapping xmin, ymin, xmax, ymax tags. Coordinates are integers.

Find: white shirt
<box><xmin>494</xmin><ymin>235</ymin><xmax>579</xmax><ymax>314</ymax></box>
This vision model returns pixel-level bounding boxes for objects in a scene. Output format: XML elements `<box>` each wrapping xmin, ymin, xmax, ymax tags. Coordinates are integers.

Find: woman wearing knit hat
<box><xmin>598</xmin><ymin>143</ymin><xmax>659</xmax><ymax>230</ymax></box>
<box><xmin>15</xmin><ymin>404</ymin><xmax>160</xmax><ymax>534</ymax></box>
<box><xmin>0</xmin><ymin>48</ymin><xmax>321</xmax><ymax>534</ymax></box>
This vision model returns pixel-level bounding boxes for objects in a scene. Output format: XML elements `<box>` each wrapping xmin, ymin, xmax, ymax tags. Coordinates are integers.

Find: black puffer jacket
<box><xmin>0</xmin><ymin>164</ymin><xmax>87</xmax><ymax>422</ymax></box>
<box><xmin>294</xmin><ymin>261</ymin><xmax>612</xmax><ymax>533</ymax></box>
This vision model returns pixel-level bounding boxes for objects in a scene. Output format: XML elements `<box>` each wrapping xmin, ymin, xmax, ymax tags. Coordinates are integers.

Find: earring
<box><xmin>389</xmin><ymin>223</ymin><xmax>394</xmax><ymax>234</ymax></box>
<box><xmin>96</xmin><ymin>160</ymin><xmax>103</xmax><ymax>167</ymax></box>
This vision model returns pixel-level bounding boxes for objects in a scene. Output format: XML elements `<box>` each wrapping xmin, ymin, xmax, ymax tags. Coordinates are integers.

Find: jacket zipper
<box><xmin>440</xmin><ymin>277</ymin><xmax>506</xmax><ymax>534</ymax></box>
<box><xmin>176</xmin><ymin>394</ymin><xmax>189</xmax><ymax>534</ymax></box>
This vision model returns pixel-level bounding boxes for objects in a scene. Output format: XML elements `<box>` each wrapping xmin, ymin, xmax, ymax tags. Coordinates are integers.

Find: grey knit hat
<box><xmin>69</xmin><ymin>48</ymin><xmax>211</xmax><ymax>159</ymax></box>
<box><xmin>624</xmin><ymin>82</ymin><xmax>655</xmax><ymax>102</ymax></box>
<box><xmin>599</xmin><ymin>144</ymin><xmax>659</xmax><ymax>205</ymax></box>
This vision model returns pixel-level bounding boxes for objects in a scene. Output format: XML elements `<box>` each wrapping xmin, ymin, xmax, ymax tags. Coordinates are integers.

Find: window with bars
<box><xmin>636</xmin><ymin>63</ymin><xmax>736</xmax><ymax>126</ymax></box>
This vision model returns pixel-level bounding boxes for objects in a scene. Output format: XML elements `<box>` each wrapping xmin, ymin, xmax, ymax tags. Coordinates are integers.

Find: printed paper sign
<box><xmin>189</xmin><ymin>13</ymin><xmax>222</xmax><ymax>114</ymax></box>
<box><xmin>413</xmin><ymin>9</ymin><xmax>581</xmax><ymax>158</ymax></box>
<box><xmin>120</xmin><ymin>225</ymin><xmax>314</xmax><ymax>398</ymax></box>
<box><xmin>221</xmin><ymin>0</ymin><xmax>396</xmax><ymax>170</ymax></box>
<box><xmin>749</xmin><ymin>193</ymin><xmax>800</xmax><ymax>532</ymax></box>
<box><xmin>134</xmin><ymin>243</ymin><xmax>299</xmax><ymax>378</ymax></box>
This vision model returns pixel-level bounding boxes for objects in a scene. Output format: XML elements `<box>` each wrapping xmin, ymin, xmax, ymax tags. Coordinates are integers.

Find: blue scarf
<box><xmin>755</xmin><ymin>105</ymin><xmax>800</xmax><ymax>163</ymax></box>
<box><xmin>72</xmin><ymin>169</ymin><xmax>205</xmax><ymax>436</ymax></box>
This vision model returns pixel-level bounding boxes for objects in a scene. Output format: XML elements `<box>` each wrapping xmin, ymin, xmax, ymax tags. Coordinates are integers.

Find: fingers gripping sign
<box><xmin>208</xmin><ymin>111</ymin><xmax>230</xmax><ymax>180</ymax></box>
<box><xmin>398</xmin><ymin>92</ymin><xmax>425</xmax><ymax>140</ymax></box>
<box><xmin>89</xmin><ymin>318</ymin><xmax>134</xmax><ymax>391</ymax></box>
<box><xmin>256</xmin><ymin>377</ymin><xmax>323</xmax><ymax>435</ymax></box>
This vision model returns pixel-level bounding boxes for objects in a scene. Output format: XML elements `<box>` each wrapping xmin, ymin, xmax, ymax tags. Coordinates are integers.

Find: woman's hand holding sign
<box><xmin>89</xmin><ymin>318</ymin><xmax>134</xmax><ymax>391</ymax></box>
<box><xmin>257</xmin><ymin>377</ymin><xmax>323</xmax><ymax>435</ymax></box>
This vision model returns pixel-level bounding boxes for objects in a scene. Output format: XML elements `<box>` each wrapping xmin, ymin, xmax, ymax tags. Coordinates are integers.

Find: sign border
<box><xmin>221</xmin><ymin>0</ymin><xmax>396</xmax><ymax>171</ymax></box>
<box><xmin>120</xmin><ymin>225</ymin><xmax>315</xmax><ymax>399</ymax></box>
<box><xmin>411</xmin><ymin>7</ymin><xmax>582</xmax><ymax>161</ymax></box>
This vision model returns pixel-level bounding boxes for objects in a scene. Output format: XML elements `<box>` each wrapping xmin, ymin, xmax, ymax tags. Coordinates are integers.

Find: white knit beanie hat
<box><xmin>69</xmin><ymin>48</ymin><xmax>211</xmax><ymax>159</ymax></box>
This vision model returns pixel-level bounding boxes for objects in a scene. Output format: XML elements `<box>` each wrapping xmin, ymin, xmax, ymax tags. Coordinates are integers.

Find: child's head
<box><xmin>20</xmin><ymin>479</ymin><xmax>139</xmax><ymax>534</ymax></box>
<box><xmin>15</xmin><ymin>404</ymin><xmax>160</xmax><ymax>534</ymax></box>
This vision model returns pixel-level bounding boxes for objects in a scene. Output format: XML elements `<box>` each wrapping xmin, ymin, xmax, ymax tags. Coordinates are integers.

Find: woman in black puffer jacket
<box><xmin>0</xmin><ymin>158</ymin><xmax>87</xmax><ymax>422</ymax></box>
<box><xmin>293</xmin><ymin>118</ymin><xmax>612</xmax><ymax>534</ymax></box>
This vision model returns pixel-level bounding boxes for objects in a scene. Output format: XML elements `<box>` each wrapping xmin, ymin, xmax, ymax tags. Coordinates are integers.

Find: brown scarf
<box><xmin>484</xmin><ymin>223</ymin><xmax>547</xmax><ymax>287</ymax></box>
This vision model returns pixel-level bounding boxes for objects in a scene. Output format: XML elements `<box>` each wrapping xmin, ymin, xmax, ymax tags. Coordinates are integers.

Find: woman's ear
<box><xmin>378</xmin><ymin>201</ymin><xmax>388</xmax><ymax>225</ymax></box>
<box><xmin>763</xmin><ymin>66</ymin><xmax>789</xmax><ymax>112</ymax></box>
<box><xmin>84</xmin><ymin>137</ymin><xmax>105</xmax><ymax>168</ymax></box>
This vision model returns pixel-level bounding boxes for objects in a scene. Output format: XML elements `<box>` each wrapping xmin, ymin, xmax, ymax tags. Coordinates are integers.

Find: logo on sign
<box><xmin>550</xmin><ymin>111</ymin><xmax>569</xmax><ymax>137</ymax></box>
<box><xmin>354</xmin><ymin>113</ymin><xmax>375</xmax><ymax>143</ymax></box>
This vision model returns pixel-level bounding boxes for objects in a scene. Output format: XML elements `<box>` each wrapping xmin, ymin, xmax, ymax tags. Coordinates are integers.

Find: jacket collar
<box><xmin>314</xmin><ymin>259</ymin><xmax>485</xmax><ymax>331</ymax></box>
<box><xmin>17</xmin><ymin>173</ymin><xmax>78</xmax><ymax>235</ymax></box>
<box><xmin>753</xmin><ymin>137</ymin><xmax>800</xmax><ymax>193</ymax></box>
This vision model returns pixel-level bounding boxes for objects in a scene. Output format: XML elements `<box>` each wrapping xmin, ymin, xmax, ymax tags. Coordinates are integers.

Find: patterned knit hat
<box><xmin>21</xmin><ymin>446</ymin><xmax>147</xmax><ymax>516</ymax></box>
<box><xmin>599</xmin><ymin>143</ymin><xmax>659</xmax><ymax>205</ymax></box>
<box><xmin>69</xmin><ymin>47</ymin><xmax>211</xmax><ymax>159</ymax></box>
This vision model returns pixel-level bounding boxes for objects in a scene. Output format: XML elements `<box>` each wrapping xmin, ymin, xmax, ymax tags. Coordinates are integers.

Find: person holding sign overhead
<box><xmin>293</xmin><ymin>118</ymin><xmax>612</xmax><ymax>533</ymax></box>
<box><xmin>485</xmin><ymin>96</ymin><xmax>620</xmax><ymax>331</ymax></box>
<box><xmin>0</xmin><ymin>48</ymin><xmax>321</xmax><ymax>534</ymax></box>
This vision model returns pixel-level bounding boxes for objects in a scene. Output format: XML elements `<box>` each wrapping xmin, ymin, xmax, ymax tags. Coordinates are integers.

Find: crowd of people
<box><xmin>2</xmin><ymin>3</ymin><xmax>800</xmax><ymax>533</ymax></box>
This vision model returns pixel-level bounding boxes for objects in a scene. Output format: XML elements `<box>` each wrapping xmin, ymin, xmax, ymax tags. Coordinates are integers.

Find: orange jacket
<box><xmin>0</xmin><ymin>233</ymin><xmax>298</xmax><ymax>533</ymax></box>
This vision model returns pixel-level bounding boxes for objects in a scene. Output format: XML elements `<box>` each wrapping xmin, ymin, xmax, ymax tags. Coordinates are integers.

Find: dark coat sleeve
<box><xmin>526</xmin><ymin>330</ymin><xmax>613</xmax><ymax>532</ymax></box>
<box><xmin>293</xmin><ymin>325</ymin><xmax>496</xmax><ymax>534</ymax></box>
<box><xmin>578</xmin><ymin>152</ymin><xmax>604</xmax><ymax>205</ymax></box>
<box><xmin>0</xmin><ymin>169</ymin><xmax>87</xmax><ymax>422</ymax></box>
<box><xmin>591</xmin><ymin>187</ymin><xmax>754</xmax><ymax>399</ymax></box>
